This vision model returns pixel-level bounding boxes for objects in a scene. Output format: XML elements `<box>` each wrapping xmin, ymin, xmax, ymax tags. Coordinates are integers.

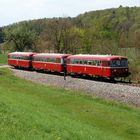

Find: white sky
<box><xmin>0</xmin><ymin>0</ymin><xmax>140</xmax><ymax>27</ymax></box>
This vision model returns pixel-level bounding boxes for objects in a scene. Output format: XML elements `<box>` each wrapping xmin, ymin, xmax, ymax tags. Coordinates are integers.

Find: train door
<box><xmin>61</xmin><ymin>57</ymin><xmax>66</xmax><ymax>72</ymax></box>
<box><xmin>101</xmin><ymin>61</ymin><xmax>110</xmax><ymax>77</ymax></box>
<box><xmin>100</xmin><ymin>61</ymin><xmax>104</xmax><ymax>77</ymax></box>
<box><xmin>16</xmin><ymin>55</ymin><xmax>19</xmax><ymax>66</ymax></box>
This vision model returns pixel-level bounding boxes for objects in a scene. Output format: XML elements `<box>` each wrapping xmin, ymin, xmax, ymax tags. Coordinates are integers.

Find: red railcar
<box><xmin>66</xmin><ymin>55</ymin><xmax>130</xmax><ymax>79</ymax></box>
<box><xmin>8</xmin><ymin>52</ymin><xmax>130</xmax><ymax>80</ymax></box>
<box><xmin>8</xmin><ymin>52</ymin><xmax>35</xmax><ymax>69</ymax></box>
<box><xmin>32</xmin><ymin>53</ymin><xmax>70</xmax><ymax>72</ymax></box>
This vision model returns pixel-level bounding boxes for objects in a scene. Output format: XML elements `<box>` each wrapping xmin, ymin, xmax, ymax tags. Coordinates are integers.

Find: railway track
<box><xmin>11</xmin><ymin>68</ymin><xmax>140</xmax><ymax>107</ymax></box>
<box><xmin>118</xmin><ymin>82</ymin><xmax>140</xmax><ymax>87</ymax></box>
<box><xmin>69</xmin><ymin>74</ymin><xmax>140</xmax><ymax>87</ymax></box>
<box><xmin>0</xmin><ymin>65</ymin><xmax>139</xmax><ymax>88</ymax></box>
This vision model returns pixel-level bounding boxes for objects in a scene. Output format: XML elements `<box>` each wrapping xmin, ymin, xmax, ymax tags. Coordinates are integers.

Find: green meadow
<box><xmin>0</xmin><ymin>68</ymin><xmax>140</xmax><ymax>140</ymax></box>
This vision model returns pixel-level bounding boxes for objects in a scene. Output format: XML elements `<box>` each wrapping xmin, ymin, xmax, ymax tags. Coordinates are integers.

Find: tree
<box><xmin>65</xmin><ymin>27</ymin><xmax>85</xmax><ymax>54</ymax></box>
<box><xmin>42</xmin><ymin>18</ymin><xmax>72</xmax><ymax>53</ymax></box>
<box><xmin>4</xmin><ymin>24</ymin><xmax>38</xmax><ymax>51</ymax></box>
<box><xmin>0</xmin><ymin>28</ymin><xmax>4</xmax><ymax>43</ymax></box>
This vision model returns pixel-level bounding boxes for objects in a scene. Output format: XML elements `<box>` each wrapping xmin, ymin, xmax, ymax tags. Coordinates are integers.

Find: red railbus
<box><xmin>32</xmin><ymin>53</ymin><xmax>70</xmax><ymax>72</ymax></box>
<box><xmin>66</xmin><ymin>54</ymin><xmax>130</xmax><ymax>79</ymax></box>
<box><xmin>8</xmin><ymin>52</ymin><xmax>35</xmax><ymax>69</ymax></box>
<box><xmin>8</xmin><ymin>52</ymin><xmax>131</xmax><ymax>80</ymax></box>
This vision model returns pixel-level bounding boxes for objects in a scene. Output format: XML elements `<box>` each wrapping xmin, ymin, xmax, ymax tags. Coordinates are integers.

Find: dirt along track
<box><xmin>8</xmin><ymin>67</ymin><xmax>140</xmax><ymax>108</ymax></box>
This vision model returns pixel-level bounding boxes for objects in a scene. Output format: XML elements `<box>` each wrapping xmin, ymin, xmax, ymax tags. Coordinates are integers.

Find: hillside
<box><xmin>1</xmin><ymin>6</ymin><xmax>140</xmax><ymax>53</ymax></box>
<box><xmin>0</xmin><ymin>6</ymin><xmax>140</xmax><ymax>81</ymax></box>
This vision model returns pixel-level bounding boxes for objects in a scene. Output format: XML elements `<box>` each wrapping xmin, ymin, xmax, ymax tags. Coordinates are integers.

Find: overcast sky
<box><xmin>0</xmin><ymin>0</ymin><xmax>140</xmax><ymax>27</ymax></box>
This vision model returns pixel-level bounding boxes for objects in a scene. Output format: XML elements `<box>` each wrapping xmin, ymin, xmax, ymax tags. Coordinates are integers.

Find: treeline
<box><xmin>0</xmin><ymin>6</ymin><xmax>140</xmax><ymax>54</ymax></box>
<box><xmin>0</xmin><ymin>6</ymin><xmax>140</xmax><ymax>81</ymax></box>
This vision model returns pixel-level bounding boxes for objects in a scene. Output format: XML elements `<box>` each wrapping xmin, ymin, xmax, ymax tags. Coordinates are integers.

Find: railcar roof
<box><xmin>8</xmin><ymin>52</ymin><xmax>34</xmax><ymax>56</ymax></box>
<box><xmin>67</xmin><ymin>54</ymin><xmax>127</xmax><ymax>60</ymax></box>
<box><xmin>33</xmin><ymin>53</ymin><xmax>70</xmax><ymax>58</ymax></box>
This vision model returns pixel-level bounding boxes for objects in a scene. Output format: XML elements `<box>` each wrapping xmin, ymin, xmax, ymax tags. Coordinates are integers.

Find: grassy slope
<box><xmin>0</xmin><ymin>68</ymin><xmax>140</xmax><ymax>140</ymax></box>
<box><xmin>0</xmin><ymin>54</ymin><xmax>7</xmax><ymax>64</ymax></box>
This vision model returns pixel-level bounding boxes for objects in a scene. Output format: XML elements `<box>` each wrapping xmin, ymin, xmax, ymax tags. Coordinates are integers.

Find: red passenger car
<box><xmin>8</xmin><ymin>52</ymin><xmax>35</xmax><ymax>69</ymax></box>
<box><xmin>32</xmin><ymin>53</ymin><xmax>70</xmax><ymax>72</ymax></box>
<box><xmin>66</xmin><ymin>54</ymin><xmax>130</xmax><ymax>79</ymax></box>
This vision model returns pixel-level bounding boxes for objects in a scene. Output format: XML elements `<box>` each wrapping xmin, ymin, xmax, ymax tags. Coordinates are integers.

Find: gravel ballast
<box><xmin>12</xmin><ymin>68</ymin><xmax>140</xmax><ymax>107</ymax></box>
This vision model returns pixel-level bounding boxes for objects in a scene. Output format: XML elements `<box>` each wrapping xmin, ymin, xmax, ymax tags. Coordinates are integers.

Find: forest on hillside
<box><xmin>0</xmin><ymin>6</ymin><xmax>140</xmax><ymax>81</ymax></box>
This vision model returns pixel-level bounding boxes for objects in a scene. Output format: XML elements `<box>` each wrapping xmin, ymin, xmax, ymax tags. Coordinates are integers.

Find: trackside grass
<box><xmin>0</xmin><ymin>68</ymin><xmax>140</xmax><ymax>140</ymax></box>
<box><xmin>0</xmin><ymin>54</ymin><xmax>7</xmax><ymax>64</ymax></box>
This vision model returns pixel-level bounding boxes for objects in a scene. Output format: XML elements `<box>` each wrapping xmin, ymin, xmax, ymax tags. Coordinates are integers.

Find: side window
<box><xmin>41</xmin><ymin>57</ymin><xmax>44</xmax><ymax>61</ymax></box>
<box><xmin>87</xmin><ymin>60</ymin><xmax>92</xmax><ymax>65</ymax></box>
<box><xmin>70</xmin><ymin>59</ymin><xmax>84</xmax><ymax>65</ymax></box>
<box><xmin>45</xmin><ymin>58</ymin><xmax>48</xmax><ymax>62</ymax></box>
<box><xmin>71</xmin><ymin>59</ymin><xmax>77</xmax><ymax>64</ymax></box>
<box><xmin>56</xmin><ymin>58</ymin><xmax>61</xmax><ymax>63</ymax></box>
<box><xmin>84</xmin><ymin>60</ymin><xmax>88</xmax><ymax>65</ymax></box>
<box><xmin>30</xmin><ymin>56</ymin><xmax>33</xmax><ymax>61</ymax></box>
<box><xmin>98</xmin><ymin>61</ymin><xmax>101</xmax><ymax>66</ymax></box>
<box><xmin>17</xmin><ymin>56</ymin><xmax>20</xmax><ymax>59</ymax></box>
<box><xmin>34</xmin><ymin>57</ymin><xmax>40</xmax><ymax>61</ymax></box>
<box><xmin>33</xmin><ymin>57</ymin><xmax>36</xmax><ymax>61</ymax></box>
<box><xmin>79</xmin><ymin>60</ymin><xmax>83</xmax><ymax>64</ymax></box>
<box><xmin>67</xmin><ymin>59</ymin><xmax>70</xmax><ymax>64</ymax></box>
<box><xmin>70</xmin><ymin>59</ymin><xmax>74</xmax><ymax>64</ymax></box>
<box><xmin>94</xmin><ymin>60</ymin><xmax>100</xmax><ymax>66</ymax></box>
<box><xmin>92</xmin><ymin>60</ymin><xmax>96</xmax><ymax>65</ymax></box>
<box><xmin>76</xmin><ymin>60</ymin><xmax>80</xmax><ymax>64</ymax></box>
<box><xmin>47</xmin><ymin>58</ymin><xmax>56</xmax><ymax>63</ymax></box>
<box><xmin>73</xmin><ymin>59</ymin><xmax>76</xmax><ymax>64</ymax></box>
<box><xmin>52</xmin><ymin>58</ymin><xmax>55</xmax><ymax>62</ymax></box>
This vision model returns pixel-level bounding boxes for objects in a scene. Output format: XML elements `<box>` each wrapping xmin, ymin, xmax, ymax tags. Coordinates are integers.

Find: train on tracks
<box><xmin>8</xmin><ymin>52</ymin><xmax>131</xmax><ymax>80</ymax></box>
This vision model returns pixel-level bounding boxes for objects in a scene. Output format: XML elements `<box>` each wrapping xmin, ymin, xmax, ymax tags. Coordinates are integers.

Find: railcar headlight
<box><xmin>113</xmin><ymin>69</ymin><xmax>117</xmax><ymax>72</ymax></box>
<box><xmin>125</xmin><ymin>69</ymin><xmax>128</xmax><ymax>71</ymax></box>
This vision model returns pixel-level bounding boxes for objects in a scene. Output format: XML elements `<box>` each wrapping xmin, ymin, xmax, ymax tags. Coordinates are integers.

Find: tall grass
<box><xmin>119</xmin><ymin>48</ymin><xmax>140</xmax><ymax>83</ymax></box>
<box><xmin>0</xmin><ymin>54</ymin><xmax>7</xmax><ymax>64</ymax></box>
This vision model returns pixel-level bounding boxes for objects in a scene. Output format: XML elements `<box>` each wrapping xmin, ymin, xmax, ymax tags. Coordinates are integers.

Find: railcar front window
<box><xmin>121</xmin><ymin>60</ymin><xmax>128</xmax><ymax>67</ymax></box>
<box><xmin>111</xmin><ymin>59</ymin><xmax>128</xmax><ymax>67</ymax></box>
